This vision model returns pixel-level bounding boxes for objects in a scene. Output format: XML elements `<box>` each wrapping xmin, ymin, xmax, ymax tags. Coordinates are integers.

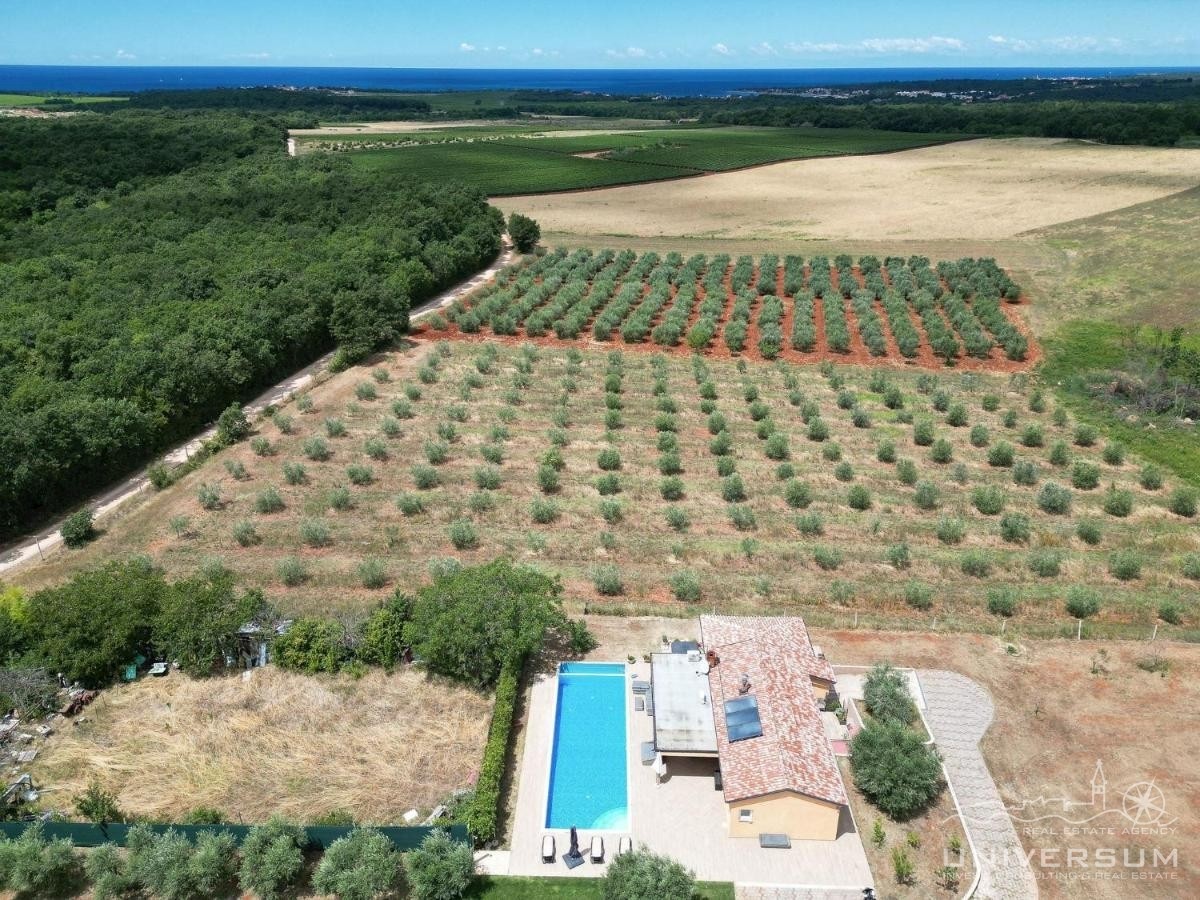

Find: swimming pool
<box><xmin>545</xmin><ymin>661</ymin><xmax>629</xmax><ymax>830</ymax></box>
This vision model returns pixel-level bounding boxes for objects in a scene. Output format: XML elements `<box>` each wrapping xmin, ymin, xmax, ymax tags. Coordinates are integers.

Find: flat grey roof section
<box><xmin>651</xmin><ymin>652</ymin><xmax>718</xmax><ymax>754</ymax></box>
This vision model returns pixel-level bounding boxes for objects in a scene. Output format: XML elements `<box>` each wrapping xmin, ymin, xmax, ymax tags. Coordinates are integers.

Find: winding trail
<box><xmin>0</xmin><ymin>238</ymin><xmax>514</xmax><ymax>577</ymax></box>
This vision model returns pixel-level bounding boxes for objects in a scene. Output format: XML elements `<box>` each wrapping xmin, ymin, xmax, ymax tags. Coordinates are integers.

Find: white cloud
<box><xmin>987</xmin><ymin>34</ymin><xmax>1125</xmax><ymax>54</ymax></box>
<box><xmin>749</xmin><ymin>42</ymin><xmax>778</xmax><ymax>56</ymax></box>
<box><xmin>115</xmin><ymin>48</ymin><xmax>136</xmax><ymax>60</ymax></box>
<box><xmin>712</xmin><ymin>42</ymin><xmax>733</xmax><ymax>56</ymax></box>
<box><xmin>459</xmin><ymin>42</ymin><xmax>476</xmax><ymax>52</ymax></box>
<box><xmin>232</xmin><ymin>52</ymin><xmax>271</xmax><ymax>60</ymax></box>
<box><xmin>496</xmin><ymin>45</ymin><xmax>507</xmax><ymax>52</ymax></box>
<box><xmin>606</xmin><ymin>46</ymin><xmax>648</xmax><ymax>59</ymax></box>
<box><xmin>784</xmin><ymin>36</ymin><xmax>964</xmax><ymax>55</ymax></box>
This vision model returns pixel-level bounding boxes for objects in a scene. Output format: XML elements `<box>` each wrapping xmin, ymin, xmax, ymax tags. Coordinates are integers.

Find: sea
<box><xmin>0</xmin><ymin>65</ymin><xmax>1190</xmax><ymax>97</ymax></box>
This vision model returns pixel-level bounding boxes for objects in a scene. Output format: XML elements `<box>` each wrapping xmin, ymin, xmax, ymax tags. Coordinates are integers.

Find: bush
<box><xmin>813</xmin><ymin>546</ymin><xmax>842</xmax><ymax>571</ymax></box>
<box><xmin>0</xmin><ymin>823</ymin><xmax>80</xmax><ymax>897</ymax></box>
<box><xmin>913</xmin><ymin>480</ymin><xmax>939</xmax><ymax>510</ymax></box>
<box><xmin>127</xmin><ymin>825</ymin><xmax>237</xmax><ymax>900</ymax></box>
<box><xmin>821</xmin><ymin>442</ymin><xmax>842</xmax><ymax>462</ymax></box>
<box><xmin>424</xmin><ymin>440</ymin><xmax>450</xmax><ymax>465</ymax></box>
<box><xmin>300</xmin><ymin>519</ymin><xmax>331</xmax><ymax>548</ymax></box>
<box><xmin>407</xmin><ymin>830</ymin><xmax>475</xmax><ymax>900</ymax></box>
<box><xmin>1072</xmin><ymin>460</ymin><xmax>1100</xmax><ymax>490</ymax></box>
<box><xmin>60</xmin><ymin>508</ymin><xmax>96</xmax><ymax>548</ymax></box>
<box><xmin>1038</xmin><ymin>481</ymin><xmax>1072</xmax><ymax>514</ymax></box>
<box><xmin>1139</xmin><ymin>465</ymin><xmax>1164</xmax><ymax>490</ymax></box>
<box><xmin>216</xmin><ymin>403</ymin><xmax>251</xmax><ymax>445</ymax></box>
<box><xmin>669</xmin><ymin>570</ymin><xmax>702</xmax><ymax>603</ymax></box>
<box><xmin>896</xmin><ymin>459</ymin><xmax>918</xmax><ymax>486</ymax></box>
<box><xmin>929</xmin><ymin>438</ymin><xmax>953</xmax><ymax>463</ymax></box>
<box><xmin>847</xmin><ymin>485</ymin><xmax>872</xmax><ymax>511</ymax></box>
<box><xmin>784</xmin><ymin>479</ymin><xmax>813</xmax><ymax>509</ymax></box>
<box><xmin>936</xmin><ymin>516</ymin><xmax>965</xmax><ymax>545</ymax></box>
<box><xmin>729</xmin><ymin>505</ymin><xmax>757</xmax><ymax>530</ymax></box>
<box><xmin>232</xmin><ymin>520</ymin><xmax>260</xmax><ymax>547</ymax></box>
<box><xmin>1102</xmin><ymin>442</ymin><xmax>1126</xmax><ymax>466</ymax></box>
<box><xmin>1028</xmin><ymin>549</ymin><xmax>1063</xmax><ymax>578</ymax></box>
<box><xmin>1102</xmin><ymin>485</ymin><xmax>1133</xmax><ymax>517</ymax></box>
<box><xmin>595</xmin><ymin>473</ymin><xmax>621</xmax><ymax>496</ymax></box>
<box><xmin>281</xmin><ymin>461</ymin><xmax>306</xmax><ymax>486</ymax></box>
<box><xmin>1182</xmin><ymin>553</ymin><xmax>1200</xmax><ymax>580</ymax></box>
<box><xmin>665</xmin><ymin>507</ymin><xmax>690</xmax><ymax>532</ymax></box>
<box><xmin>660</xmin><ymin>477</ymin><xmax>684</xmax><ymax>501</ymax></box>
<box><xmin>1074</xmin><ymin>519</ymin><xmax>1101</xmax><ymax>545</ymax></box>
<box><xmin>987</xmin><ymin>586</ymin><xmax>1018</xmax><ymax>617</ymax></box>
<box><xmin>239</xmin><ymin>817</ymin><xmax>307</xmax><ymax>900</ymax></box>
<box><xmin>357</xmin><ymin>593</ymin><xmax>415</xmax><ymax>668</ymax></box>
<box><xmin>1049</xmin><ymin>440</ymin><xmax>1071</xmax><ymax>467</ymax></box>
<box><xmin>1012</xmin><ymin>459</ymin><xmax>1039</xmax><ymax>486</ymax></box>
<box><xmin>1074</xmin><ymin>423</ymin><xmax>1098</xmax><ymax>447</ymax></box>
<box><xmin>312</xmin><ymin>828</ymin><xmax>401</xmax><ymax>900</ymax></box>
<box><xmin>796</xmin><ymin>512</ymin><xmax>824</xmax><ymax>536</ymax></box>
<box><xmin>272</xmin><ymin>617</ymin><xmax>346</xmax><ymax>673</ymax></box>
<box><xmin>721</xmin><ymin>474</ymin><xmax>747</xmax><ymax>503</ymax></box>
<box><xmin>834</xmin><ymin>461</ymin><xmax>854</xmax><ymax>482</ymax></box>
<box><xmin>599</xmin><ymin>499</ymin><xmax>623</xmax><ymax>524</ymax></box>
<box><xmin>255</xmin><ymin>486</ymin><xmax>285</xmax><ymax>514</ymax></box>
<box><xmin>981</xmin><ymin>393</ymin><xmax>1000</xmax><ymax>411</ymax></box>
<box><xmin>1108</xmin><ymin>549</ymin><xmax>1142</xmax><ymax>581</ymax></box>
<box><xmin>850</xmin><ymin>720</ymin><xmax>943</xmax><ymax>820</ymax></box>
<box><xmin>961</xmin><ymin>550</ymin><xmax>993</xmax><ymax>577</ymax></box>
<box><xmin>1020</xmin><ymin>424</ymin><xmax>1044</xmax><ymax>448</ymax></box>
<box><xmin>1169</xmin><ymin>488</ymin><xmax>1198</xmax><ymax>518</ymax></box>
<box><xmin>302</xmin><ymin>436</ymin><xmax>330</xmax><ymax>461</ymax></box>
<box><xmin>597</xmin><ymin>448</ymin><xmax>622</xmax><ymax>471</ymax></box>
<box><xmin>912</xmin><ymin>418</ymin><xmax>935</xmax><ymax>446</ymax></box>
<box><xmin>197</xmin><ymin>482</ymin><xmax>222</xmax><ymax>511</ymax></box>
<box><xmin>1000</xmin><ymin>512</ymin><xmax>1031</xmax><ymax>544</ymax></box>
<box><xmin>903</xmin><ymin>581</ymin><xmax>933</xmax><ymax>610</ymax></box>
<box><xmin>358</xmin><ymin>558</ymin><xmax>388</xmax><ymax>589</ymax></box>
<box><xmin>764</xmin><ymin>432</ymin><xmax>790</xmax><ymax>460</ymax></box>
<box><xmin>969</xmin><ymin>424</ymin><xmax>989</xmax><ymax>448</ymax></box>
<box><xmin>893</xmin><ymin>847</ymin><xmax>915</xmax><ymax>885</ymax></box>
<box><xmin>806</xmin><ymin>418</ymin><xmax>829</xmax><ymax>442</ymax></box>
<box><xmin>593</xmin><ymin>564</ymin><xmax>624</xmax><ymax>596</ymax></box>
<box><xmin>987</xmin><ymin>441</ymin><xmax>1015</xmax><ymax>467</ymax></box>
<box><xmin>602</xmin><ymin>849</ymin><xmax>695</xmax><ymax>900</ymax></box>
<box><xmin>474</xmin><ymin>466</ymin><xmax>502</xmax><ymax>491</ymax></box>
<box><xmin>876</xmin><ymin>440</ymin><xmax>896</xmax><ymax>463</ymax></box>
<box><xmin>658</xmin><ymin>451</ymin><xmax>683</xmax><ymax>476</ymax></box>
<box><xmin>508</xmin><ymin>212</ymin><xmax>541</xmax><ymax>252</ymax></box>
<box><xmin>448</xmin><ymin>519</ymin><xmax>478</xmax><ymax>550</ymax></box>
<box><xmin>412</xmin><ymin>465</ymin><xmax>441</xmax><ymax>490</ymax></box>
<box><xmin>972</xmin><ymin>484</ymin><xmax>1006</xmax><ymax>516</ymax></box>
<box><xmin>863</xmin><ymin>664</ymin><xmax>916</xmax><ymax>726</ymax></box>
<box><xmin>1158</xmin><ymin>601</ymin><xmax>1184</xmax><ymax>627</ymax></box>
<box><xmin>1066</xmin><ymin>586</ymin><xmax>1102</xmax><ymax>619</ymax></box>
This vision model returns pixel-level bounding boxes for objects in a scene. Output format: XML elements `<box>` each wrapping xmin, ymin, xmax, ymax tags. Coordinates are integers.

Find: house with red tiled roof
<box><xmin>648</xmin><ymin>615</ymin><xmax>848</xmax><ymax>841</ymax></box>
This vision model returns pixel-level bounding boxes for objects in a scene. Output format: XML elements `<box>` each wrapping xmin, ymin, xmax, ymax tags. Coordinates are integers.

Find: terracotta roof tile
<box><xmin>701</xmin><ymin>615</ymin><xmax>847</xmax><ymax>807</ymax></box>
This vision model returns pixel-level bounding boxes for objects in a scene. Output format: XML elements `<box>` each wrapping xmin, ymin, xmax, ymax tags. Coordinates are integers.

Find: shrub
<box><xmin>473</xmin><ymin>466</ymin><xmax>502</xmax><ymax>491</ymax></box>
<box><xmin>960</xmin><ymin>550</ymin><xmax>993</xmax><ymax>577</ymax></box>
<box><xmin>862</xmin><ymin>664</ymin><xmax>916</xmax><ymax>726</ymax></box>
<box><xmin>282</xmin><ymin>461</ymin><xmax>306</xmax><ymax>485</ymax></box>
<box><xmin>406</xmin><ymin>829</ymin><xmax>475</xmax><ymax>900</ymax></box>
<box><xmin>847</xmin><ymin>485</ymin><xmax>872</xmax><ymax>510</ymax></box>
<box><xmin>903</xmin><ymin>581</ymin><xmax>933</xmax><ymax>610</ymax></box>
<box><xmin>232</xmin><ymin>520</ymin><xmax>260</xmax><ymax>547</ymax></box>
<box><xmin>776</xmin><ymin>462</ymin><xmax>796</xmax><ymax>480</ymax></box>
<box><xmin>814</xmin><ymin>546</ymin><xmax>842</xmax><ymax>571</ymax></box>
<box><xmin>665</xmin><ymin>507</ymin><xmax>690</xmax><ymax>532</ymax></box>
<box><xmin>327</xmin><ymin>484</ymin><xmax>352</xmax><ymax>513</ymax></box>
<box><xmin>448</xmin><ymin>519</ymin><xmax>478</xmax><ymax>550</ymax></box>
<box><xmin>1182</xmin><ymin>553</ymin><xmax>1200</xmax><ymax>580</ymax></box>
<box><xmin>302</xmin><ymin>437</ymin><xmax>330</xmax><ymax>461</ymax></box>
<box><xmin>216</xmin><ymin>403</ymin><xmax>252</xmax><ymax>444</ymax></box>
<box><xmin>720</xmin><ymin>474</ymin><xmax>747</xmax><ymax>503</ymax></box>
<box><xmin>1102</xmin><ymin>442</ymin><xmax>1126</xmax><ymax>465</ymax></box>
<box><xmin>972</xmin><ymin>485</ymin><xmax>1005</xmax><ymax>515</ymax></box>
<box><xmin>395</xmin><ymin>492</ymin><xmax>424</xmax><ymax>518</ymax></box>
<box><xmin>392</xmin><ymin>398</ymin><xmax>414</xmax><ymax>419</ymax></box>
<box><xmin>1002</xmin><ymin>409</ymin><xmax>1018</xmax><ymax>428</ymax></box>
<box><xmin>412</xmin><ymin>464</ymin><xmax>440</xmax><ymax>490</ymax></box>
<box><xmin>358</xmin><ymin>558</ymin><xmax>387</xmax><ymax>589</ymax></box>
<box><xmin>355</xmin><ymin>382</ymin><xmax>377</xmax><ymax>402</ymax></box>
<box><xmin>599</xmin><ymin>499</ymin><xmax>623</xmax><ymax>524</ymax></box>
<box><xmin>196</xmin><ymin>483</ymin><xmax>222</xmax><ymax>511</ymax></box>
<box><xmin>1072</xmin><ymin>460</ymin><xmax>1100</xmax><ymax>490</ymax></box>
<box><xmin>658</xmin><ymin>451</ymin><xmax>683</xmax><ymax>475</ymax></box>
<box><xmin>0</xmin><ymin>823</ymin><xmax>80</xmax><ymax>897</ymax></box>
<box><xmin>255</xmin><ymin>486</ymin><xmax>285</xmax><ymax>514</ymax></box>
<box><xmin>1066</xmin><ymin>586</ymin><xmax>1102</xmax><ymax>618</ymax></box>
<box><xmin>669</xmin><ymin>571</ymin><xmax>702</xmax><ymax>603</ymax></box>
<box><xmin>893</xmin><ymin>847</ymin><xmax>915</xmax><ymax>885</ymax></box>
<box><xmin>807</xmin><ymin>418</ymin><xmax>829</xmax><ymax>442</ymax></box>
<box><xmin>536</xmin><ymin>464</ymin><xmax>561</xmax><ymax>494</ymax></box>
<box><xmin>1049</xmin><ymin>440</ymin><xmax>1071</xmax><ymax>467</ymax></box>
<box><xmin>324</xmin><ymin>418</ymin><xmax>347</xmax><ymax>438</ymax></box>
<box><xmin>593</xmin><ymin>565</ymin><xmax>623</xmax><ymax>596</ymax></box>
<box><xmin>886</xmin><ymin>542</ymin><xmax>912</xmax><ymax>570</ymax></box>
<box><xmin>936</xmin><ymin>516</ymin><xmax>965</xmax><ymax>545</ymax></box>
<box><xmin>464</xmin><ymin>661</ymin><xmax>518</xmax><ymax>842</ymax></box>
<box><xmin>274</xmin><ymin>413</ymin><xmax>295</xmax><ymax>435</ymax></box>
<box><xmin>312</xmin><ymin>829</ymin><xmax>401</xmax><ymax>900</ymax></box>
<box><xmin>436</xmin><ymin>421</ymin><xmax>459</xmax><ymax>443</ymax></box>
<box><xmin>876</xmin><ymin>440</ymin><xmax>896</xmax><ymax>463</ymax></box>
<box><xmin>597</xmin><ymin>448</ymin><xmax>622</xmax><ymax>471</ymax></box>
<box><xmin>969</xmin><ymin>424</ymin><xmax>990</xmax><ymax>448</ymax></box>
<box><xmin>1012</xmin><ymin>459</ymin><xmax>1040</xmax><ymax>486</ymax></box>
<box><xmin>988</xmin><ymin>441</ymin><xmax>1015</xmax><ymax>467</ymax></box>
<box><xmin>784</xmin><ymin>479</ymin><xmax>813</xmax><ymax>509</ymax></box>
<box><xmin>363</xmin><ymin>437</ymin><xmax>388</xmax><ymax>460</ymax></box>
<box><xmin>987</xmin><ymin>586</ymin><xmax>1018</xmax><ymax>617</ymax></box>
<box><xmin>1108</xmin><ymin>549</ymin><xmax>1142</xmax><ymax>581</ymax></box>
<box><xmin>1139</xmin><ymin>465</ymin><xmax>1164</xmax><ymax>490</ymax></box>
<box><xmin>346</xmin><ymin>464</ymin><xmax>374</xmax><ymax>487</ymax></box>
<box><xmin>250</xmin><ymin>436</ymin><xmax>273</xmax><ymax>457</ymax></box>
<box><xmin>914</xmin><ymin>480</ymin><xmax>940</xmax><ymax>510</ymax></box>
<box><xmin>1028</xmin><ymin>549</ymin><xmax>1064</xmax><ymax>577</ymax></box>
<box><xmin>1038</xmin><ymin>481</ymin><xmax>1072</xmax><ymax>514</ymax></box>
<box><xmin>1158</xmin><ymin>601</ymin><xmax>1184</xmax><ymax>626</ymax></box>
<box><xmin>1102</xmin><ymin>485</ymin><xmax>1133</xmax><ymax>517</ymax></box>
<box><xmin>60</xmin><ymin>508</ymin><xmax>96</xmax><ymax>548</ymax></box>
<box><xmin>946</xmin><ymin>402</ymin><xmax>968</xmax><ymax>427</ymax></box>
<box><xmin>660</xmin><ymin>477</ymin><xmax>684</xmax><ymax>501</ymax></box>
<box><xmin>1020</xmin><ymin>424</ymin><xmax>1044</xmax><ymax>448</ymax></box>
<box><xmin>1000</xmin><ymin>512</ymin><xmax>1031</xmax><ymax>544</ymax></box>
<box><xmin>796</xmin><ymin>512</ymin><xmax>824</xmax><ymax>536</ymax></box>
<box><xmin>764</xmin><ymin>433</ymin><xmax>790</xmax><ymax>460</ymax></box>
<box><xmin>595</xmin><ymin>473</ymin><xmax>621</xmax><ymax>496</ymax></box>
<box><xmin>929</xmin><ymin>438</ymin><xmax>953</xmax><ymax>463</ymax></box>
<box><xmin>821</xmin><ymin>442</ymin><xmax>842</xmax><ymax>462</ymax></box>
<box><xmin>424</xmin><ymin>440</ymin><xmax>450</xmax><ymax>465</ymax></box>
<box><xmin>468</xmin><ymin>492</ymin><xmax>495</xmax><ymax>514</ymax></box>
<box><xmin>300</xmin><ymin>519</ymin><xmax>331</xmax><ymax>548</ymax></box>
<box><xmin>602</xmin><ymin>849</ymin><xmax>695</xmax><ymax>900</ymax></box>
<box><xmin>931</xmin><ymin>390</ymin><xmax>950</xmax><ymax>413</ymax></box>
<box><xmin>912</xmin><ymin>418</ymin><xmax>935</xmax><ymax>446</ymax></box>
<box><xmin>729</xmin><ymin>505</ymin><xmax>757</xmax><ymax>530</ymax></box>
<box><xmin>1076</xmin><ymin>519</ymin><xmax>1102</xmax><ymax>545</ymax></box>
<box><xmin>238</xmin><ymin>817</ymin><xmax>307</xmax><ymax>900</ymax></box>
<box><xmin>834</xmin><ymin>461</ymin><xmax>854</xmax><ymax>482</ymax></box>
<box><xmin>981</xmin><ymin>393</ymin><xmax>1000</xmax><ymax>411</ymax></box>
<box><xmin>896</xmin><ymin>459</ymin><xmax>918</xmax><ymax>486</ymax></box>
<box><xmin>1169</xmin><ymin>488</ymin><xmax>1198</xmax><ymax>518</ymax></box>
<box><xmin>1074</xmin><ymin>424</ymin><xmax>1098</xmax><ymax>446</ymax></box>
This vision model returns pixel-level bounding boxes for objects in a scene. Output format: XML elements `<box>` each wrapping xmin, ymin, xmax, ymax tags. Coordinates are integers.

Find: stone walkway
<box><xmin>917</xmin><ymin>670</ymin><xmax>1039</xmax><ymax>900</ymax></box>
<box><xmin>735</xmin><ymin>885</ymin><xmax>866</xmax><ymax>900</ymax></box>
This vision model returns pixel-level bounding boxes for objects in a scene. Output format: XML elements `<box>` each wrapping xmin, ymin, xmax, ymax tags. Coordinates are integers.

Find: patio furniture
<box><xmin>563</xmin><ymin>852</ymin><xmax>585</xmax><ymax>870</ymax></box>
<box><xmin>589</xmin><ymin>835</ymin><xmax>605</xmax><ymax>863</ymax></box>
<box><xmin>640</xmin><ymin>741</ymin><xmax>656</xmax><ymax>764</ymax></box>
<box><xmin>759</xmin><ymin>833</ymin><xmax>792</xmax><ymax>849</ymax></box>
<box><xmin>634</xmin><ymin>696</ymin><xmax>645</xmax><ymax>711</ymax></box>
<box><xmin>541</xmin><ymin>834</ymin><xmax>555</xmax><ymax>863</ymax></box>
<box><xmin>631</xmin><ymin>680</ymin><xmax>650</xmax><ymax>694</ymax></box>
<box><xmin>617</xmin><ymin>835</ymin><xmax>632</xmax><ymax>856</ymax></box>
<box><xmin>645</xmin><ymin>694</ymin><xmax>654</xmax><ymax>715</ymax></box>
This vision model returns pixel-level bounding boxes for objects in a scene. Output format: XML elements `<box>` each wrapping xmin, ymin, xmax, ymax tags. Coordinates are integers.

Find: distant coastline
<box><xmin>0</xmin><ymin>64</ymin><xmax>1193</xmax><ymax>97</ymax></box>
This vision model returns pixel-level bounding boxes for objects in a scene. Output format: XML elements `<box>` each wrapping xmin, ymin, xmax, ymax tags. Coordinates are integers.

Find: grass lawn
<box><xmin>468</xmin><ymin>875</ymin><xmax>734</xmax><ymax>899</ymax></box>
<box><xmin>0</xmin><ymin>92</ymin><xmax>125</xmax><ymax>106</ymax></box>
<box><xmin>341</xmin><ymin>126</ymin><xmax>958</xmax><ymax>195</ymax></box>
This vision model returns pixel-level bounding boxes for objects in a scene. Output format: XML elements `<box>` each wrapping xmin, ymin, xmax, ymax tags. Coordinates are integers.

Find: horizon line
<box><xmin>2</xmin><ymin>63</ymin><xmax>1198</xmax><ymax>72</ymax></box>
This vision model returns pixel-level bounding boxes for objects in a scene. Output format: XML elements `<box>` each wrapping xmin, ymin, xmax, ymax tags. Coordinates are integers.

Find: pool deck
<box><xmin>508</xmin><ymin>663</ymin><xmax>873</xmax><ymax>895</ymax></box>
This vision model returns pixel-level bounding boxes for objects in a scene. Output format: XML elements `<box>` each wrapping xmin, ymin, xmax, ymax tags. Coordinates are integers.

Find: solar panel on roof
<box><xmin>724</xmin><ymin>695</ymin><xmax>762</xmax><ymax>742</ymax></box>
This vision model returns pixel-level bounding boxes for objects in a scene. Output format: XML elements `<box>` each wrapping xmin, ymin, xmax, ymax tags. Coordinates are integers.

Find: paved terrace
<box><xmin>509</xmin><ymin>664</ymin><xmax>873</xmax><ymax>896</ymax></box>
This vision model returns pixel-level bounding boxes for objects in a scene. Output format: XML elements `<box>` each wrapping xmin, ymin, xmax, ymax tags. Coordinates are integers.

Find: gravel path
<box><xmin>0</xmin><ymin>240</ymin><xmax>514</xmax><ymax>576</ymax></box>
<box><xmin>917</xmin><ymin>669</ymin><xmax>1038</xmax><ymax>900</ymax></box>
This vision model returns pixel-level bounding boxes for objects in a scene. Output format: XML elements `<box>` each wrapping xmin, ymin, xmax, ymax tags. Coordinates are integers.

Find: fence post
<box><xmin>1000</xmin><ymin>619</ymin><xmax>1007</xmax><ymax>637</ymax></box>
<box><xmin>853</xmin><ymin>611</ymin><xmax>858</xmax><ymax>629</ymax></box>
<box><xmin>1151</xmin><ymin>622</ymin><xmax>1158</xmax><ymax>643</ymax></box>
<box><xmin>1077</xmin><ymin>618</ymin><xmax>1082</xmax><ymax>641</ymax></box>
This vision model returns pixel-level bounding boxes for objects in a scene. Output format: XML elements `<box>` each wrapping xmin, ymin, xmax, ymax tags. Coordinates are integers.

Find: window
<box><xmin>738</xmin><ymin>809</ymin><xmax>753</xmax><ymax>824</ymax></box>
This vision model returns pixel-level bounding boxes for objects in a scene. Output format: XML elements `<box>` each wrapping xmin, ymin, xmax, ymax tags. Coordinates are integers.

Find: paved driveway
<box><xmin>918</xmin><ymin>670</ymin><xmax>1039</xmax><ymax>900</ymax></box>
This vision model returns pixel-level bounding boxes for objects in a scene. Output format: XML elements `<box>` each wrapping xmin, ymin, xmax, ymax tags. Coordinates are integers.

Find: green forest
<box><xmin>0</xmin><ymin>111</ymin><xmax>502</xmax><ymax>539</ymax></box>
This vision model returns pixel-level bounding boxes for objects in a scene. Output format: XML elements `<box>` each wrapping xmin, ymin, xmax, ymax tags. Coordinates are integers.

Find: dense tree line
<box><xmin>0</xmin><ymin>111</ymin><xmax>280</xmax><ymax>223</ymax></box>
<box><xmin>120</xmin><ymin>87</ymin><xmax>447</xmax><ymax>126</ymax></box>
<box><xmin>0</xmin><ymin>132</ymin><xmax>502</xmax><ymax>539</ymax></box>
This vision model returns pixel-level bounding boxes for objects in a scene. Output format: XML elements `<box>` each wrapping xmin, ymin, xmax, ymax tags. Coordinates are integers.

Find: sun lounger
<box><xmin>641</xmin><ymin>741</ymin><xmax>656</xmax><ymax>764</ymax></box>
<box><xmin>541</xmin><ymin>834</ymin><xmax>555</xmax><ymax>863</ymax></box>
<box><xmin>759</xmin><ymin>833</ymin><xmax>791</xmax><ymax>849</ymax></box>
<box><xmin>634</xmin><ymin>696</ymin><xmax>644</xmax><ymax>711</ymax></box>
<box><xmin>590</xmin><ymin>835</ymin><xmax>605</xmax><ymax>863</ymax></box>
<box><xmin>617</xmin><ymin>835</ymin><xmax>632</xmax><ymax>856</ymax></box>
<box><xmin>631</xmin><ymin>680</ymin><xmax>650</xmax><ymax>694</ymax></box>
<box><xmin>645</xmin><ymin>694</ymin><xmax>654</xmax><ymax>715</ymax></box>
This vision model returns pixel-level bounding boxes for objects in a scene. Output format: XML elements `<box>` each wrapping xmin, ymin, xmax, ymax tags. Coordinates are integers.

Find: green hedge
<box><xmin>466</xmin><ymin>662</ymin><xmax>521</xmax><ymax>845</ymax></box>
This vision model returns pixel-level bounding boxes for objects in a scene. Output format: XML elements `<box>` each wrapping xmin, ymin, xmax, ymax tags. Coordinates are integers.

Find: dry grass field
<box><xmin>584</xmin><ymin>617</ymin><xmax>1200</xmax><ymax>899</ymax></box>
<box><xmin>497</xmin><ymin>137</ymin><xmax>1200</xmax><ymax>243</ymax></box>
<box><xmin>26</xmin><ymin>667</ymin><xmax>491</xmax><ymax>824</ymax></box>
<box><xmin>14</xmin><ymin>339</ymin><xmax>1198</xmax><ymax>638</ymax></box>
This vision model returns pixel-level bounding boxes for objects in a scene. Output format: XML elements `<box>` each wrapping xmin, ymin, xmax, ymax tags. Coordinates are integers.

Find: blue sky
<box><xmin>5</xmin><ymin>0</ymin><xmax>1199</xmax><ymax>67</ymax></box>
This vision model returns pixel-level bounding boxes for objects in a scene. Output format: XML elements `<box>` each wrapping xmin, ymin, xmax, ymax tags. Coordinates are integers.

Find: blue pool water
<box><xmin>545</xmin><ymin>662</ymin><xmax>628</xmax><ymax>830</ymax></box>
